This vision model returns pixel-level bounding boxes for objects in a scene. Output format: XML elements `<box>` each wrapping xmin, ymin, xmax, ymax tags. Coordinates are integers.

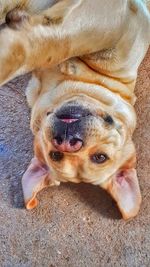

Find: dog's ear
<box><xmin>22</xmin><ymin>157</ymin><xmax>52</xmax><ymax>210</ymax></box>
<box><xmin>22</xmin><ymin>135</ymin><xmax>60</xmax><ymax>210</ymax></box>
<box><xmin>103</xmin><ymin>156</ymin><xmax>142</xmax><ymax>220</ymax></box>
<box><xmin>22</xmin><ymin>157</ymin><xmax>60</xmax><ymax>210</ymax></box>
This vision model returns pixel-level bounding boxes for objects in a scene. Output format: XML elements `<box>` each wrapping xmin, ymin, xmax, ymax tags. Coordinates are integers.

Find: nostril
<box><xmin>54</xmin><ymin>136</ymin><xmax>63</xmax><ymax>145</ymax></box>
<box><xmin>52</xmin><ymin>136</ymin><xmax>83</xmax><ymax>152</ymax></box>
<box><xmin>69</xmin><ymin>138</ymin><xmax>83</xmax><ymax>146</ymax></box>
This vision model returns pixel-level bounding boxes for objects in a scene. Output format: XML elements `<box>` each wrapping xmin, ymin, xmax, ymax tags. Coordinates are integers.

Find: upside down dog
<box><xmin>0</xmin><ymin>0</ymin><xmax>150</xmax><ymax>219</ymax></box>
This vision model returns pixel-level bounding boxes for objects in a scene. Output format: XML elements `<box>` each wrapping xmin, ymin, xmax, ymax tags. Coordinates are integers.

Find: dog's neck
<box><xmin>60</xmin><ymin>56</ymin><xmax>137</xmax><ymax>106</ymax></box>
<box><xmin>79</xmin><ymin>58</ymin><xmax>137</xmax><ymax>106</ymax></box>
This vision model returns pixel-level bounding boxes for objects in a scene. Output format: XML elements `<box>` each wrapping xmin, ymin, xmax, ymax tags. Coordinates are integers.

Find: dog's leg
<box><xmin>25</xmin><ymin>72</ymin><xmax>41</xmax><ymax>107</ymax></box>
<box><xmin>0</xmin><ymin>0</ymin><xmax>133</xmax><ymax>86</ymax></box>
<box><xmin>0</xmin><ymin>0</ymin><xmax>56</xmax><ymax>21</ymax></box>
<box><xmin>60</xmin><ymin>58</ymin><xmax>136</xmax><ymax>104</ymax></box>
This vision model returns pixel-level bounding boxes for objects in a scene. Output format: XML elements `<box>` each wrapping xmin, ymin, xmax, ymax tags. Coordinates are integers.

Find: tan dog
<box><xmin>0</xmin><ymin>0</ymin><xmax>150</xmax><ymax>219</ymax></box>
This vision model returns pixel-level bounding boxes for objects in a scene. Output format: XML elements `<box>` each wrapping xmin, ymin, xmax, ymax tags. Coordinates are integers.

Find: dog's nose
<box><xmin>51</xmin><ymin>105</ymin><xmax>89</xmax><ymax>152</ymax></box>
<box><xmin>53</xmin><ymin>135</ymin><xmax>83</xmax><ymax>152</ymax></box>
<box><xmin>51</xmin><ymin>105</ymin><xmax>91</xmax><ymax>152</ymax></box>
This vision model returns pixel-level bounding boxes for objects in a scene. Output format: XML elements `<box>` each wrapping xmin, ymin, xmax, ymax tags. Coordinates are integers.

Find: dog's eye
<box><xmin>90</xmin><ymin>153</ymin><xmax>109</xmax><ymax>164</ymax></box>
<box><xmin>103</xmin><ymin>115</ymin><xmax>114</xmax><ymax>125</ymax></box>
<box><xmin>49</xmin><ymin>151</ymin><xmax>64</xmax><ymax>161</ymax></box>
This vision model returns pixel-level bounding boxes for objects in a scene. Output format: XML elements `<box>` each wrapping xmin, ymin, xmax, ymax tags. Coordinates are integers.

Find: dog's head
<box><xmin>23</xmin><ymin>81</ymin><xmax>141</xmax><ymax>219</ymax></box>
<box><xmin>40</xmin><ymin>100</ymin><xmax>130</xmax><ymax>183</ymax></box>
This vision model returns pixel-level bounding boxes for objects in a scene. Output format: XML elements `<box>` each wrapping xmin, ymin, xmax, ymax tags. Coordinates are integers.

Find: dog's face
<box><xmin>34</xmin><ymin>94</ymin><xmax>135</xmax><ymax>185</ymax></box>
<box><xmin>23</xmin><ymin>88</ymin><xmax>141</xmax><ymax>219</ymax></box>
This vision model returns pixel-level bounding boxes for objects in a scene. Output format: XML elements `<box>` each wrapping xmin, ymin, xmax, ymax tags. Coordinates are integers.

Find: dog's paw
<box><xmin>5</xmin><ymin>8</ymin><xmax>30</xmax><ymax>30</ymax></box>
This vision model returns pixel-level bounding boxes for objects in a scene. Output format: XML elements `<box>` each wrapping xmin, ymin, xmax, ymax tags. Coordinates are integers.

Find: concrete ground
<box><xmin>0</xmin><ymin>49</ymin><xmax>150</xmax><ymax>267</ymax></box>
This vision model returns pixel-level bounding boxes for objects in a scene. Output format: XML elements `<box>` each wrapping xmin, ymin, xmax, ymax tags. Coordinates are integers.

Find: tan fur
<box><xmin>0</xmin><ymin>0</ymin><xmax>150</xmax><ymax>219</ymax></box>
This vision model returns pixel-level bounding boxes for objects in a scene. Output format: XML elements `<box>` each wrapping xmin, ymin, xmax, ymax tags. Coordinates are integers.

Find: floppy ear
<box><xmin>22</xmin><ymin>157</ymin><xmax>60</xmax><ymax>210</ymax></box>
<box><xmin>103</xmin><ymin>157</ymin><xmax>142</xmax><ymax>220</ymax></box>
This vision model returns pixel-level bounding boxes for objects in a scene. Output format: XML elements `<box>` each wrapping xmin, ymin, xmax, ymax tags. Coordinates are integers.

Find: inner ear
<box><xmin>102</xmin><ymin>155</ymin><xmax>142</xmax><ymax>220</ymax></box>
<box><xmin>107</xmin><ymin>168</ymin><xmax>142</xmax><ymax>220</ymax></box>
<box><xmin>22</xmin><ymin>157</ymin><xmax>50</xmax><ymax>210</ymax></box>
<box><xmin>22</xmin><ymin>157</ymin><xmax>60</xmax><ymax>210</ymax></box>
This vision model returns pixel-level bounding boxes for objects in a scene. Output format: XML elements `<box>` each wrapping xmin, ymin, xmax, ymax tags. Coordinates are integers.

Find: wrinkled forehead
<box><xmin>77</xmin><ymin>117</ymin><xmax>123</xmax><ymax>149</ymax></box>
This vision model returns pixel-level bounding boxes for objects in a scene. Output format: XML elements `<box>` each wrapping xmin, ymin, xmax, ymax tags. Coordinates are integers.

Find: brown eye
<box><xmin>49</xmin><ymin>151</ymin><xmax>64</xmax><ymax>162</ymax></box>
<box><xmin>90</xmin><ymin>153</ymin><xmax>109</xmax><ymax>164</ymax></box>
<box><xmin>103</xmin><ymin>115</ymin><xmax>114</xmax><ymax>125</ymax></box>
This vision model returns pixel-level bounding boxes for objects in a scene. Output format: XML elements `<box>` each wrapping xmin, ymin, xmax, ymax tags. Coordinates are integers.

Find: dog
<box><xmin>0</xmin><ymin>0</ymin><xmax>149</xmax><ymax>220</ymax></box>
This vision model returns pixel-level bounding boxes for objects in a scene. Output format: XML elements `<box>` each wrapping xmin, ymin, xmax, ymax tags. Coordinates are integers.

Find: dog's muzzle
<box><xmin>52</xmin><ymin>105</ymin><xmax>91</xmax><ymax>152</ymax></box>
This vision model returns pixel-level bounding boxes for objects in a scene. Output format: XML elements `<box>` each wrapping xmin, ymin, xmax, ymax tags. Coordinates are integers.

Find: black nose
<box><xmin>51</xmin><ymin>105</ymin><xmax>90</xmax><ymax>152</ymax></box>
<box><xmin>52</xmin><ymin>119</ymin><xmax>84</xmax><ymax>152</ymax></box>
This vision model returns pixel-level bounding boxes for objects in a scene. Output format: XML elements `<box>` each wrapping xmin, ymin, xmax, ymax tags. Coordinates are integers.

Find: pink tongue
<box><xmin>61</xmin><ymin>118</ymin><xmax>78</xmax><ymax>123</ymax></box>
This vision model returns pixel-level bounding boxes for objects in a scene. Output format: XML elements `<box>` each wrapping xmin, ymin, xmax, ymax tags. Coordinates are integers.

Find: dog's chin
<box><xmin>46</xmin><ymin>96</ymin><xmax>103</xmax><ymax>119</ymax></box>
<box><xmin>54</xmin><ymin>172</ymin><xmax>80</xmax><ymax>183</ymax></box>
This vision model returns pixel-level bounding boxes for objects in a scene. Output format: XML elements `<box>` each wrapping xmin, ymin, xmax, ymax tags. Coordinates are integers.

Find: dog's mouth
<box><xmin>55</xmin><ymin>105</ymin><xmax>92</xmax><ymax>123</ymax></box>
<box><xmin>60</xmin><ymin>118</ymin><xmax>79</xmax><ymax>123</ymax></box>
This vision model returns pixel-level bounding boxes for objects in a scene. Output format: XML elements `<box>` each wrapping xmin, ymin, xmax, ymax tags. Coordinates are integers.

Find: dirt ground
<box><xmin>0</xmin><ymin>49</ymin><xmax>150</xmax><ymax>267</ymax></box>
